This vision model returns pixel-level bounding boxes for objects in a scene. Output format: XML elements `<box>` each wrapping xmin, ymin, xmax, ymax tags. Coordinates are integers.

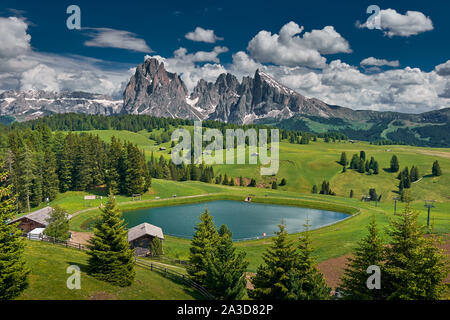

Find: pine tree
<box><xmin>358</xmin><ymin>159</ymin><xmax>365</xmax><ymax>173</ymax></box>
<box><xmin>360</xmin><ymin>151</ymin><xmax>366</xmax><ymax>161</ymax></box>
<box><xmin>17</xmin><ymin>146</ymin><xmax>35</xmax><ymax>212</ymax></box>
<box><xmin>373</xmin><ymin>161</ymin><xmax>379</xmax><ymax>175</ymax></box>
<box><xmin>87</xmin><ymin>194</ymin><xmax>135</xmax><ymax>287</ymax></box>
<box><xmin>43</xmin><ymin>206</ymin><xmax>70</xmax><ymax>240</ymax></box>
<box><xmin>311</xmin><ymin>185</ymin><xmax>318</xmax><ymax>194</ymax></box>
<box><xmin>41</xmin><ymin>147</ymin><xmax>59</xmax><ymax>201</ymax></box>
<box><xmin>339</xmin><ymin>152</ymin><xmax>348</xmax><ymax>166</ymax></box>
<box><xmin>0</xmin><ymin>165</ymin><xmax>30</xmax><ymax>299</ymax></box>
<box><xmin>290</xmin><ymin>222</ymin><xmax>330</xmax><ymax>299</ymax></box>
<box><xmin>272</xmin><ymin>181</ymin><xmax>278</xmax><ymax>189</ymax></box>
<box><xmin>340</xmin><ymin>216</ymin><xmax>385</xmax><ymax>300</ymax></box>
<box><xmin>390</xmin><ymin>155</ymin><xmax>399</xmax><ymax>173</ymax></box>
<box><xmin>249</xmin><ymin>178</ymin><xmax>257</xmax><ymax>187</ymax></box>
<box><xmin>205</xmin><ymin>225</ymin><xmax>249</xmax><ymax>300</ymax></box>
<box><xmin>349</xmin><ymin>190</ymin><xmax>354</xmax><ymax>198</ymax></box>
<box><xmin>187</xmin><ymin>209</ymin><xmax>219</xmax><ymax>286</ymax></box>
<box><xmin>106</xmin><ymin>136</ymin><xmax>123</xmax><ymax>194</ymax></box>
<box><xmin>383</xmin><ymin>204</ymin><xmax>448</xmax><ymax>299</ymax></box>
<box><xmin>432</xmin><ymin>160</ymin><xmax>442</xmax><ymax>177</ymax></box>
<box><xmin>280</xmin><ymin>178</ymin><xmax>287</xmax><ymax>186</ymax></box>
<box><xmin>250</xmin><ymin>224</ymin><xmax>298</xmax><ymax>300</ymax></box>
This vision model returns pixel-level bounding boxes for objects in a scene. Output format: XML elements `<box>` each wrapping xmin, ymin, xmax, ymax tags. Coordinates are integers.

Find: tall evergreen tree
<box><xmin>41</xmin><ymin>147</ymin><xmax>59</xmax><ymax>201</ymax></box>
<box><xmin>87</xmin><ymin>194</ymin><xmax>135</xmax><ymax>287</ymax></box>
<box><xmin>432</xmin><ymin>160</ymin><xmax>442</xmax><ymax>177</ymax></box>
<box><xmin>187</xmin><ymin>209</ymin><xmax>219</xmax><ymax>286</ymax></box>
<box><xmin>290</xmin><ymin>222</ymin><xmax>330</xmax><ymax>299</ymax></box>
<box><xmin>0</xmin><ymin>165</ymin><xmax>30</xmax><ymax>299</ymax></box>
<box><xmin>383</xmin><ymin>204</ymin><xmax>448</xmax><ymax>299</ymax></box>
<box><xmin>340</xmin><ymin>216</ymin><xmax>385</xmax><ymax>300</ymax></box>
<box><xmin>250</xmin><ymin>224</ymin><xmax>298</xmax><ymax>300</ymax></box>
<box><xmin>339</xmin><ymin>152</ymin><xmax>348</xmax><ymax>166</ymax></box>
<box><xmin>390</xmin><ymin>155</ymin><xmax>399</xmax><ymax>173</ymax></box>
<box><xmin>204</xmin><ymin>225</ymin><xmax>249</xmax><ymax>300</ymax></box>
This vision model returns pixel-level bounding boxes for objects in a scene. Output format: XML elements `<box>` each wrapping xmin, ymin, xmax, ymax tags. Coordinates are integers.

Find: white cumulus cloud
<box><xmin>361</xmin><ymin>57</ymin><xmax>400</xmax><ymax>67</ymax></box>
<box><xmin>83</xmin><ymin>28</ymin><xmax>152</xmax><ymax>52</ymax></box>
<box><xmin>0</xmin><ymin>17</ymin><xmax>31</xmax><ymax>58</ymax></box>
<box><xmin>247</xmin><ymin>21</ymin><xmax>351</xmax><ymax>69</ymax></box>
<box><xmin>185</xmin><ymin>27</ymin><xmax>223</xmax><ymax>43</ymax></box>
<box><xmin>358</xmin><ymin>9</ymin><xmax>433</xmax><ymax>37</ymax></box>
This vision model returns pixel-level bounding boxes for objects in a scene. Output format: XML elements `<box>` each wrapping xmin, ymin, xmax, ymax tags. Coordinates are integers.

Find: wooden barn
<box><xmin>9</xmin><ymin>207</ymin><xmax>53</xmax><ymax>233</ymax></box>
<box><xmin>127</xmin><ymin>223</ymin><xmax>164</xmax><ymax>256</ymax></box>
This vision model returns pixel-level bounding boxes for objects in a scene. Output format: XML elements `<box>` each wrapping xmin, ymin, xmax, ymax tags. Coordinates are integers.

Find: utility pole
<box><xmin>424</xmin><ymin>200</ymin><xmax>435</xmax><ymax>229</ymax></box>
<box><xmin>393</xmin><ymin>197</ymin><xmax>399</xmax><ymax>215</ymax></box>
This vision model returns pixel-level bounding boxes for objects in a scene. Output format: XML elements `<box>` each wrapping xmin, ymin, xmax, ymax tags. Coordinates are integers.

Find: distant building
<box><xmin>127</xmin><ymin>223</ymin><xmax>164</xmax><ymax>255</ymax></box>
<box><xmin>9</xmin><ymin>207</ymin><xmax>53</xmax><ymax>233</ymax></box>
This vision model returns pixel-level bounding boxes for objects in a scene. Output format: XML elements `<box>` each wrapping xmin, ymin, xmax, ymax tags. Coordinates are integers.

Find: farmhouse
<box><xmin>9</xmin><ymin>207</ymin><xmax>53</xmax><ymax>233</ymax></box>
<box><xmin>127</xmin><ymin>223</ymin><xmax>164</xmax><ymax>255</ymax></box>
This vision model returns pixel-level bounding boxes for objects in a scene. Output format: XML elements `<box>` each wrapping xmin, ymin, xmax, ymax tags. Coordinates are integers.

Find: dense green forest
<box><xmin>0</xmin><ymin>120</ymin><xmax>215</xmax><ymax>212</ymax></box>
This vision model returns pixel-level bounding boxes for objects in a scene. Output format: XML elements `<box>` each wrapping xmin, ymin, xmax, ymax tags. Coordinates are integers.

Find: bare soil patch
<box><xmin>70</xmin><ymin>231</ymin><xmax>93</xmax><ymax>245</ymax></box>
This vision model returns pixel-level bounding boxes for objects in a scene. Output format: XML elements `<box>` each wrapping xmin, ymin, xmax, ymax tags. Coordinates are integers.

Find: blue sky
<box><xmin>0</xmin><ymin>0</ymin><xmax>449</xmax><ymax>113</ymax></box>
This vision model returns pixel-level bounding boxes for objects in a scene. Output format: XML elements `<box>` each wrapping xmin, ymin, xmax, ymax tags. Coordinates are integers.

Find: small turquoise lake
<box><xmin>122</xmin><ymin>200</ymin><xmax>349</xmax><ymax>241</ymax></box>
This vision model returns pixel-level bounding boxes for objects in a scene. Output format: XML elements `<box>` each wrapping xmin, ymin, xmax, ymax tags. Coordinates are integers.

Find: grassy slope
<box><xmin>40</xmin><ymin>128</ymin><xmax>450</xmax><ymax>272</ymax></box>
<box><xmin>18</xmin><ymin>240</ymin><xmax>200</xmax><ymax>300</ymax></box>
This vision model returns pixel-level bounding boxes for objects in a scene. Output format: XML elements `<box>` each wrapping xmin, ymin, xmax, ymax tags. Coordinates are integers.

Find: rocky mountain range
<box><xmin>1</xmin><ymin>57</ymin><xmax>449</xmax><ymax>146</ymax></box>
<box><xmin>0</xmin><ymin>90</ymin><xmax>122</xmax><ymax>122</ymax></box>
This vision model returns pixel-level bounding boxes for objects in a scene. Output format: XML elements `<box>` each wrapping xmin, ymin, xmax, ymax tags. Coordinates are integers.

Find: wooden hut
<box><xmin>127</xmin><ymin>223</ymin><xmax>164</xmax><ymax>255</ymax></box>
<box><xmin>9</xmin><ymin>207</ymin><xmax>53</xmax><ymax>233</ymax></box>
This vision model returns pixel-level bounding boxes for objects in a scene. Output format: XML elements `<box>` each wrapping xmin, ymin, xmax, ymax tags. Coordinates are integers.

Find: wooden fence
<box><xmin>23</xmin><ymin>235</ymin><xmax>214</xmax><ymax>300</ymax></box>
<box><xmin>135</xmin><ymin>258</ymin><xmax>215</xmax><ymax>300</ymax></box>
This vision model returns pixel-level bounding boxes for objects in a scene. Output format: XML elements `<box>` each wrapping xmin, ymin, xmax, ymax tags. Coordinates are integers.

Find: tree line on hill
<box><xmin>1</xmin><ymin>124</ymin><xmax>152</xmax><ymax>212</ymax></box>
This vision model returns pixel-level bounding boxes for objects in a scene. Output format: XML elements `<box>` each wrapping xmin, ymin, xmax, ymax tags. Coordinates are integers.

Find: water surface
<box><xmin>123</xmin><ymin>200</ymin><xmax>348</xmax><ymax>240</ymax></box>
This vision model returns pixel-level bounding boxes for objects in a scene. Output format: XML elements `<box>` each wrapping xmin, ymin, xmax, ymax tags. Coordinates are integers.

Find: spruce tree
<box><xmin>373</xmin><ymin>161</ymin><xmax>379</xmax><ymax>175</ymax></box>
<box><xmin>87</xmin><ymin>194</ymin><xmax>135</xmax><ymax>287</ymax></box>
<box><xmin>339</xmin><ymin>152</ymin><xmax>348</xmax><ymax>166</ymax></box>
<box><xmin>340</xmin><ymin>216</ymin><xmax>385</xmax><ymax>300</ymax></box>
<box><xmin>205</xmin><ymin>225</ymin><xmax>249</xmax><ymax>300</ymax></box>
<box><xmin>383</xmin><ymin>204</ymin><xmax>448</xmax><ymax>299</ymax></box>
<box><xmin>250</xmin><ymin>224</ymin><xmax>298</xmax><ymax>300</ymax></box>
<box><xmin>390</xmin><ymin>155</ymin><xmax>399</xmax><ymax>173</ymax></box>
<box><xmin>290</xmin><ymin>222</ymin><xmax>330</xmax><ymax>300</ymax></box>
<box><xmin>0</xmin><ymin>166</ymin><xmax>30</xmax><ymax>300</ymax></box>
<box><xmin>187</xmin><ymin>209</ymin><xmax>219</xmax><ymax>285</ymax></box>
<box><xmin>432</xmin><ymin>160</ymin><xmax>442</xmax><ymax>176</ymax></box>
<box><xmin>41</xmin><ymin>147</ymin><xmax>59</xmax><ymax>201</ymax></box>
<box><xmin>311</xmin><ymin>185</ymin><xmax>318</xmax><ymax>194</ymax></box>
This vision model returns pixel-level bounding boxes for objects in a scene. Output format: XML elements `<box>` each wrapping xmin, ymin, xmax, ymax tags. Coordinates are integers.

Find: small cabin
<box><xmin>127</xmin><ymin>223</ymin><xmax>164</xmax><ymax>256</ymax></box>
<box><xmin>9</xmin><ymin>207</ymin><xmax>53</xmax><ymax>233</ymax></box>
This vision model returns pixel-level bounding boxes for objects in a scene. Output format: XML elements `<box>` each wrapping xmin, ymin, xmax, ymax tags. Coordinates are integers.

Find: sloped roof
<box><xmin>127</xmin><ymin>223</ymin><xmax>164</xmax><ymax>242</ymax></box>
<box><xmin>10</xmin><ymin>207</ymin><xmax>54</xmax><ymax>226</ymax></box>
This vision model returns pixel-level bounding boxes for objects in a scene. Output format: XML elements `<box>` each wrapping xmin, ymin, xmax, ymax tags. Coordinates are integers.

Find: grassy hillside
<box><xmin>82</xmin><ymin>128</ymin><xmax>450</xmax><ymax>202</ymax></box>
<box><xmin>18</xmin><ymin>240</ymin><xmax>200</xmax><ymax>300</ymax></box>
